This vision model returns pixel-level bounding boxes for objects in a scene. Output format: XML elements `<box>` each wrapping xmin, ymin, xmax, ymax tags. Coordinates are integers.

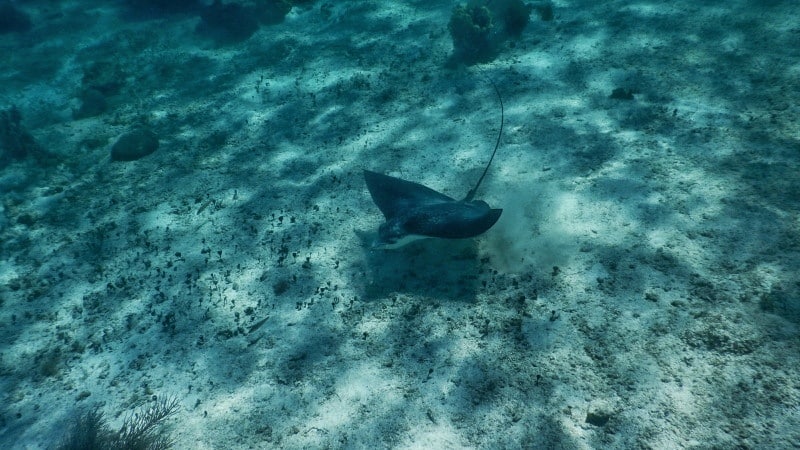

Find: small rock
<box><xmin>585</xmin><ymin>410</ymin><xmax>611</xmax><ymax>427</ymax></box>
<box><xmin>610</xmin><ymin>87</ymin><xmax>635</xmax><ymax>100</ymax></box>
<box><xmin>111</xmin><ymin>128</ymin><xmax>159</xmax><ymax>161</ymax></box>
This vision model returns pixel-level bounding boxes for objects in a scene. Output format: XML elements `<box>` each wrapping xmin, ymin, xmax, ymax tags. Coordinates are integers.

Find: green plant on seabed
<box><xmin>56</xmin><ymin>397</ymin><xmax>180</xmax><ymax>450</ymax></box>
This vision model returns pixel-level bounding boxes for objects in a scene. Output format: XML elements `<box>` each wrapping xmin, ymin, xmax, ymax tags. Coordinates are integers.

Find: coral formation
<box><xmin>449</xmin><ymin>3</ymin><xmax>495</xmax><ymax>64</ymax></box>
<box><xmin>448</xmin><ymin>0</ymin><xmax>533</xmax><ymax>65</ymax></box>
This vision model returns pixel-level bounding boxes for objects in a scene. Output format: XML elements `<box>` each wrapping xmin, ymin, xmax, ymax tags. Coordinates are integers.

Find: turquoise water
<box><xmin>1</xmin><ymin>1</ymin><xmax>798</xmax><ymax>448</ymax></box>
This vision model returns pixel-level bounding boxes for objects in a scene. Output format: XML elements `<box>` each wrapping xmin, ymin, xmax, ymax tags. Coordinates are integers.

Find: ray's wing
<box><xmin>364</xmin><ymin>170</ymin><xmax>455</xmax><ymax>220</ymax></box>
<box><xmin>404</xmin><ymin>201</ymin><xmax>503</xmax><ymax>239</ymax></box>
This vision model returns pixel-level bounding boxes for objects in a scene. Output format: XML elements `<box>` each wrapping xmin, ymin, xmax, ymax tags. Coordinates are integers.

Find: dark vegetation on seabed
<box><xmin>56</xmin><ymin>397</ymin><xmax>180</xmax><ymax>450</ymax></box>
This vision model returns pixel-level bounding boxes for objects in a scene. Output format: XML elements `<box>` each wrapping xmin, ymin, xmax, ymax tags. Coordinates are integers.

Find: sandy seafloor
<box><xmin>1</xmin><ymin>0</ymin><xmax>799</xmax><ymax>448</ymax></box>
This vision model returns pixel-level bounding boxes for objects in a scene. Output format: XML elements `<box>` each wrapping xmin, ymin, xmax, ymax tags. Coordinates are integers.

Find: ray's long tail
<box><xmin>464</xmin><ymin>78</ymin><xmax>504</xmax><ymax>202</ymax></box>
